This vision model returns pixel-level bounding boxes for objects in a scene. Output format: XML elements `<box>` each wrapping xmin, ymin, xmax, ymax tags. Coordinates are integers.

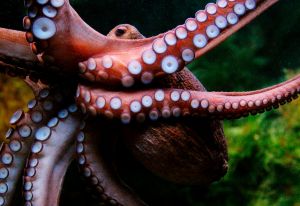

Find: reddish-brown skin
<box><xmin>121</xmin><ymin>68</ymin><xmax>228</xmax><ymax>185</ymax></box>
<box><xmin>97</xmin><ymin>25</ymin><xmax>228</xmax><ymax>185</ymax></box>
<box><xmin>23</xmin><ymin>0</ymin><xmax>279</xmax><ymax>85</ymax></box>
<box><xmin>1</xmin><ymin>0</ymin><xmax>299</xmax><ymax>206</ymax></box>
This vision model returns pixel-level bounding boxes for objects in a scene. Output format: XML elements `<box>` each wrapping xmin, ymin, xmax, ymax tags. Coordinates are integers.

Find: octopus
<box><xmin>0</xmin><ymin>0</ymin><xmax>298</xmax><ymax>205</ymax></box>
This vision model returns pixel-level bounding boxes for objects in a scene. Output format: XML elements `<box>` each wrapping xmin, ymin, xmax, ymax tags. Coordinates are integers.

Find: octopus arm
<box><xmin>23</xmin><ymin>106</ymin><xmax>82</xmax><ymax>206</ymax></box>
<box><xmin>0</xmin><ymin>28</ymin><xmax>37</xmax><ymax>64</ymax></box>
<box><xmin>76</xmin><ymin>120</ymin><xmax>147</xmax><ymax>206</ymax></box>
<box><xmin>0</xmin><ymin>82</ymin><xmax>74</xmax><ymax>206</ymax></box>
<box><xmin>0</xmin><ymin>28</ymin><xmax>59</xmax><ymax>80</ymax></box>
<box><xmin>24</xmin><ymin>0</ymin><xmax>278</xmax><ymax>87</ymax></box>
<box><xmin>76</xmin><ymin>74</ymin><xmax>300</xmax><ymax>123</ymax></box>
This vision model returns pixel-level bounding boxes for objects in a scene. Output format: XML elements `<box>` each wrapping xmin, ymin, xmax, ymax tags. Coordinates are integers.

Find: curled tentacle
<box><xmin>23</xmin><ymin>0</ymin><xmax>110</xmax><ymax>70</ymax></box>
<box><xmin>0</xmin><ymin>28</ymin><xmax>41</xmax><ymax>77</ymax></box>
<box><xmin>76</xmin><ymin>74</ymin><xmax>300</xmax><ymax>123</ymax></box>
<box><xmin>0</xmin><ymin>28</ymin><xmax>61</xmax><ymax>81</ymax></box>
<box><xmin>23</xmin><ymin>105</ymin><xmax>82</xmax><ymax>206</ymax></box>
<box><xmin>23</xmin><ymin>0</ymin><xmax>278</xmax><ymax>87</ymax></box>
<box><xmin>0</xmin><ymin>61</ymin><xmax>28</xmax><ymax>79</ymax></box>
<box><xmin>0</xmin><ymin>82</ymin><xmax>73</xmax><ymax>206</ymax></box>
<box><xmin>0</xmin><ymin>28</ymin><xmax>38</xmax><ymax>66</ymax></box>
<box><xmin>98</xmin><ymin>25</ymin><xmax>227</xmax><ymax>188</ymax></box>
<box><xmin>79</xmin><ymin>0</ymin><xmax>278</xmax><ymax>87</ymax></box>
<box><xmin>76</xmin><ymin>120</ymin><xmax>146</xmax><ymax>206</ymax></box>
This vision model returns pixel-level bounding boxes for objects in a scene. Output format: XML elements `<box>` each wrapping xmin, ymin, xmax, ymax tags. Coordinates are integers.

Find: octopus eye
<box><xmin>115</xmin><ymin>28</ymin><xmax>126</xmax><ymax>36</ymax></box>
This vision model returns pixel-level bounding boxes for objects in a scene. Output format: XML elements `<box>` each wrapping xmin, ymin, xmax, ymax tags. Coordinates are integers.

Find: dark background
<box><xmin>0</xmin><ymin>0</ymin><xmax>300</xmax><ymax>205</ymax></box>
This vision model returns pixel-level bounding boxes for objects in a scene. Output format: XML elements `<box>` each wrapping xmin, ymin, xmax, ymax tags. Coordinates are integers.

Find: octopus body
<box><xmin>0</xmin><ymin>0</ymin><xmax>298</xmax><ymax>205</ymax></box>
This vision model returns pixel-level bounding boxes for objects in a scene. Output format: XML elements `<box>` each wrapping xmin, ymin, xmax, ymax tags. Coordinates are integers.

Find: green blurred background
<box><xmin>0</xmin><ymin>0</ymin><xmax>300</xmax><ymax>205</ymax></box>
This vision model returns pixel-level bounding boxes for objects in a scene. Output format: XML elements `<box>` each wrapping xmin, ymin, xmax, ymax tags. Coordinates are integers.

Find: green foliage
<box><xmin>0</xmin><ymin>76</ymin><xmax>33</xmax><ymax>138</ymax></box>
<box><xmin>210</xmin><ymin>85</ymin><xmax>300</xmax><ymax>206</ymax></box>
<box><xmin>189</xmin><ymin>1</ymin><xmax>300</xmax><ymax>92</ymax></box>
<box><xmin>190</xmin><ymin>27</ymin><xmax>270</xmax><ymax>91</ymax></box>
<box><xmin>221</xmin><ymin>97</ymin><xmax>300</xmax><ymax>205</ymax></box>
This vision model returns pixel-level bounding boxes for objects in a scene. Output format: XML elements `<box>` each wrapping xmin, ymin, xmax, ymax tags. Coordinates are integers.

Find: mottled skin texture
<box><xmin>0</xmin><ymin>0</ymin><xmax>299</xmax><ymax>206</ymax></box>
